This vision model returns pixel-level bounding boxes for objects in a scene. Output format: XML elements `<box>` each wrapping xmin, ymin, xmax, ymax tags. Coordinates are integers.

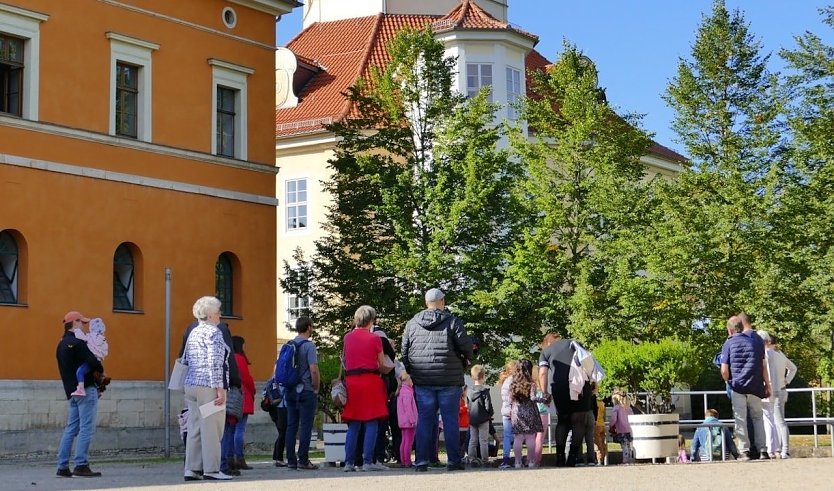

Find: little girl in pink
<box><xmin>397</xmin><ymin>371</ymin><xmax>417</xmax><ymax>467</ymax></box>
<box><xmin>71</xmin><ymin>317</ymin><xmax>109</xmax><ymax>396</ymax></box>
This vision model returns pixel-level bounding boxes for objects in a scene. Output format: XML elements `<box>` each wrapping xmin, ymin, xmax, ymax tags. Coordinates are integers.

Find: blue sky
<box><xmin>276</xmin><ymin>1</ymin><xmax>834</xmax><ymax>155</ymax></box>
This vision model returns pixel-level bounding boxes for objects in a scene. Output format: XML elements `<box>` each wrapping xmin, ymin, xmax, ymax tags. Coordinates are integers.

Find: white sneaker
<box><xmin>362</xmin><ymin>463</ymin><xmax>389</xmax><ymax>472</ymax></box>
<box><xmin>343</xmin><ymin>464</ymin><xmax>356</xmax><ymax>472</ymax></box>
<box><xmin>204</xmin><ymin>472</ymin><xmax>233</xmax><ymax>480</ymax></box>
<box><xmin>514</xmin><ymin>463</ymin><xmax>523</xmax><ymax>469</ymax></box>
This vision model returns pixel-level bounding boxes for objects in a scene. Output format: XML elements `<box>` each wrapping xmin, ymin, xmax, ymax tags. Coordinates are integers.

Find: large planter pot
<box><xmin>627</xmin><ymin>413</ymin><xmax>679</xmax><ymax>459</ymax></box>
<box><xmin>323</xmin><ymin>423</ymin><xmax>348</xmax><ymax>463</ymax></box>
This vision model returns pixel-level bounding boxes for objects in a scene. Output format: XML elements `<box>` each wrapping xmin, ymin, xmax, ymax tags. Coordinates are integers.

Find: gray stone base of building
<box><xmin>0</xmin><ymin>379</ymin><xmax>278</xmax><ymax>460</ymax></box>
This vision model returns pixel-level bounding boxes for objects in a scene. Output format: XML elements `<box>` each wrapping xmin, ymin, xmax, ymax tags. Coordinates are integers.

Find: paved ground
<box><xmin>4</xmin><ymin>457</ymin><xmax>833</xmax><ymax>491</ymax></box>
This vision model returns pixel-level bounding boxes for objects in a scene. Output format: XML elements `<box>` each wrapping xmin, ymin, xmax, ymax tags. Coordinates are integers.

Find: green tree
<box><xmin>776</xmin><ymin>6</ymin><xmax>834</xmax><ymax>385</ymax></box>
<box><xmin>281</xmin><ymin>28</ymin><xmax>523</xmax><ymax>362</ymax></box>
<box><xmin>657</xmin><ymin>0</ymin><xmax>784</xmax><ymax>343</ymax></box>
<box><xmin>498</xmin><ymin>42</ymin><xmax>654</xmax><ymax>347</ymax></box>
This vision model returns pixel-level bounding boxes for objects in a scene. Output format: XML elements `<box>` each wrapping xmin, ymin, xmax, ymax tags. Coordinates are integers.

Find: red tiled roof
<box><xmin>277</xmin><ymin>13</ymin><xmax>547</xmax><ymax>137</ymax></box>
<box><xmin>648</xmin><ymin>142</ymin><xmax>687</xmax><ymax>163</ymax></box>
<box><xmin>431</xmin><ymin>0</ymin><xmax>538</xmax><ymax>43</ymax></box>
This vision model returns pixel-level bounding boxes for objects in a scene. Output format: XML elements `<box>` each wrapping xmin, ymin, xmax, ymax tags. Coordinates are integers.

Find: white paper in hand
<box><xmin>199</xmin><ymin>400</ymin><xmax>225</xmax><ymax>419</ymax></box>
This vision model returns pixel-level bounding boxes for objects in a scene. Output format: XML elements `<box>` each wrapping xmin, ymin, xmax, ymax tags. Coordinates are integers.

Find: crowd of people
<box><xmin>52</xmin><ymin>294</ymin><xmax>798</xmax><ymax>480</ymax></box>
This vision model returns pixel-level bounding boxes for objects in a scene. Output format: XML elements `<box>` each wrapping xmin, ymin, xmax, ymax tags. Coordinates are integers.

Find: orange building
<box><xmin>0</xmin><ymin>0</ymin><xmax>297</xmax><ymax>455</ymax></box>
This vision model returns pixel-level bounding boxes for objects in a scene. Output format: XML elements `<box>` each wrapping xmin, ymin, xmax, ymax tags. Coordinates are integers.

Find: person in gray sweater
<box><xmin>401</xmin><ymin>288</ymin><xmax>473</xmax><ymax>472</ymax></box>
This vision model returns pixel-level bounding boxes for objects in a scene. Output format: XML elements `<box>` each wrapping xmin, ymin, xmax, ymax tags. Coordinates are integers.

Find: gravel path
<box><xmin>4</xmin><ymin>457</ymin><xmax>832</xmax><ymax>491</ymax></box>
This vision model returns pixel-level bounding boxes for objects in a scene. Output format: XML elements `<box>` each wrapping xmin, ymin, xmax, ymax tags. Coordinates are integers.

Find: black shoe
<box><xmin>72</xmin><ymin>465</ymin><xmax>102</xmax><ymax>477</ymax></box>
<box><xmin>565</xmin><ymin>455</ymin><xmax>577</xmax><ymax>468</ymax></box>
<box><xmin>56</xmin><ymin>468</ymin><xmax>72</xmax><ymax>478</ymax></box>
<box><xmin>415</xmin><ymin>464</ymin><xmax>428</xmax><ymax>472</ymax></box>
<box><xmin>447</xmin><ymin>462</ymin><xmax>465</xmax><ymax>471</ymax></box>
<box><xmin>221</xmin><ymin>468</ymin><xmax>241</xmax><ymax>476</ymax></box>
<box><xmin>555</xmin><ymin>453</ymin><xmax>566</xmax><ymax>467</ymax></box>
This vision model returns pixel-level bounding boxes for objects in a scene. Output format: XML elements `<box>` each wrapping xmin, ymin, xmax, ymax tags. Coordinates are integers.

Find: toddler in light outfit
<box><xmin>71</xmin><ymin>317</ymin><xmax>109</xmax><ymax>396</ymax></box>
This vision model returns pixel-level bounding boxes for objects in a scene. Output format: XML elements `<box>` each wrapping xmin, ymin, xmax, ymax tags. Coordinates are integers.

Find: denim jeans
<box><xmin>56</xmin><ymin>386</ymin><xmax>98</xmax><ymax>470</ymax></box>
<box><xmin>233</xmin><ymin>414</ymin><xmax>249</xmax><ymax>458</ymax></box>
<box><xmin>501</xmin><ymin>416</ymin><xmax>514</xmax><ymax>464</ymax></box>
<box><xmin>345</xmin><ymin>420</ymin><xmax>378</xmax><ymax>467</ymax></box>
<box><xmin>415</xmin><ymin>385</ymin><xmax>462</xmax><ymax>466</ymax></box>
<box><xmin>285</xmin><ymin>389</ymin><xmax>318</xmax><ymax>466</ymax></box>
<box><xmin>220</xmin><ymin>420</ymin><xmax>236</xmax><ymax>472</ymax></box>
<box><xmin>731</xmin><ymin>390</ymin><xmax>765</xmax><ymax>454</ymax></box>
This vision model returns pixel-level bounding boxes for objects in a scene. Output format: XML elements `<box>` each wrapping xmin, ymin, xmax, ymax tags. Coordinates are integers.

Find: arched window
<box><xmin>215</xmin><ymin>253</ymin><xmax>234</xmax><ymax>316</ymax></box>
<box><xmin>113</xmin><ymin>243</ymin><xmax>135</xmax><ymax>310</ymax></box>
<box><xmin>0</xmin><ymin>231</ymin><xmax>19</xmax><ymax>304</ymax></box>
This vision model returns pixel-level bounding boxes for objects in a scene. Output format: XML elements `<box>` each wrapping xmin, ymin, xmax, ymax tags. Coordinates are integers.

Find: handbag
<box><xmin>226</xmin><ymin>386</ymin><xmax>244</xmax><ymax>420</ymax></box>
<box><xmin>168</xmin><ymin>357</ymin><xmax>188</xmax><ymax>391</ymax></box>
<box><xmin>331</xmin><ymin>379</ymin><xmax>347</xmax><ymax>408</ymax></box>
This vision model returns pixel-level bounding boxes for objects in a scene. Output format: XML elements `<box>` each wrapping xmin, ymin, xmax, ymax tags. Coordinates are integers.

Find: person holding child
<box><xmin>467</xmin><ymin>365</ymin><xmax>494</xmax><ymax>467</ymax></box>
<box><xmin>70</xmin><ymin>317</ymin><xmax>109</xmax><ymax>397</ymax></box>
<box><xmin>510</xmin><ymin>360</ymin><xmax>543</xmax><ymax>468</ymax></box>
<box><xmin>609</xmin><ymin>392</ymin><xmax>634</xmax><ymax>464</ymax></box>
<box><xmin>56</xmin><ymin>311</ymin><xmax>105</xmax><ymax>478</ymax></box>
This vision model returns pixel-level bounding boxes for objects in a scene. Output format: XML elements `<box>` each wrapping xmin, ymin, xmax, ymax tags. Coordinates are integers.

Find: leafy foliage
<box><xmin>281</xmin><ymin>28</ymin><xmax>522</xmax><ymax>361</ymax></box>
<box><xmin>594</xmin><ymin>338</ymin><xmax>701</xmax><ymax>396</ymax></box>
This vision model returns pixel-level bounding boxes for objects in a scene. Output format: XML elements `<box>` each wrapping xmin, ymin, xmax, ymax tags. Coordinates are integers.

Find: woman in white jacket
<box><xmin>757</xmin><ymin>331</ymin><xmax>797</xmax><ymax>459</ymax></box>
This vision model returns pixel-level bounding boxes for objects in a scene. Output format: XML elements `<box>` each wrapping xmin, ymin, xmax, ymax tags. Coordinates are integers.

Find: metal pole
<box><xmin>813</xmin><ymin>389</ymin><xmax>819</xmax><ymax>448</ymax></box>
<box><xmin>163</xmin><ymin>268</ymin><xmax>172</xmax><ymax>458</ymax></box>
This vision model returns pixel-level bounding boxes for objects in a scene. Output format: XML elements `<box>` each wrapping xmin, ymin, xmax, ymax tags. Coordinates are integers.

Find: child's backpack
<box><xmin>260</xmin><ymin>376</ymin><xmax>283</xmax><ymax>412</ymax></box>
<box><xmin>274</xmin><ymin>339</ymin><xmax>310</xmax><ymax>389</ymax></box>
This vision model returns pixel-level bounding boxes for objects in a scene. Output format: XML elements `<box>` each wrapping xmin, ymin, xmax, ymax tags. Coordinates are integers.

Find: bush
<box><xmin>594</xmin><ymin>337</ymin><xmax>700</xmax><ymax>397</ymax></box>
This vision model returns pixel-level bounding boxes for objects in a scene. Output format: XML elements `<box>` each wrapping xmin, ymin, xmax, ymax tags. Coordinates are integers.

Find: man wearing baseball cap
<box><xmin>56</xmin><ymin>311</ymin><xmax>104</xmax><ymax>478</ymax></box>
<box><xmin>401</xmin><ymin>288</ymin><xmax>473</xmax><ymax>472</ymax></box>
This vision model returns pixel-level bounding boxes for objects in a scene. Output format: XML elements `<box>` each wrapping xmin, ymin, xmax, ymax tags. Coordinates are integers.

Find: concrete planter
<box><xmin>323</xmin><ymin>423</ymin><xmax>348</xmax><ymax>463</ymax></box>
<box><xmin>628</xmin><ymin>413</ymin><xmax>679</xmax><ymax>459</ymax></box>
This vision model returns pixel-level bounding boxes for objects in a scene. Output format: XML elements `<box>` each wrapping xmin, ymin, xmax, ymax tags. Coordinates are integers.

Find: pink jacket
<box><xmin>609</xmin><ymin>405</ymin><xmax>633</xmax><ymax>435</ymax></box>
<box><xmin>397</xmin><ymin>383</ymin><xmax>418</xmax><ymax>429</ymax></box>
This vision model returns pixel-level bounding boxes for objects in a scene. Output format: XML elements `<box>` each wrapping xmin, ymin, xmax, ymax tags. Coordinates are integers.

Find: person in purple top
<box><xmin>720</xmin><ymin>315</ymin><xmax>771</xmax><ymax>461</ymax></box>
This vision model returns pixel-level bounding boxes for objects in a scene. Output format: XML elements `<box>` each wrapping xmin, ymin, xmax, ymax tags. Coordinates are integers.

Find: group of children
<box><xmin>390</xmin><ymin>358</ymin><xmax>643</xmax><ymax>468</ymax></box>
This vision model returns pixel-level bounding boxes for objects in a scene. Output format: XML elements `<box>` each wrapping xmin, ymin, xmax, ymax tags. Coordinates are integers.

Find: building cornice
<box><xmin>1</xmin><ymin>153</ymin><xmax>279</xmax><ymax>206</ymax></box>
<box><xmin>0</xmin><ymin>2</ymin><xmax>48</xmax><ymax>22</ymax></box>
<box><xmin>0</xmin><ymin>115</ymin><xmax>278</xmax><ymax>174</ymax></box>
<box><xmin>229</xmin><ymin>0</ymin><xmax>299</xmax><ymax>17</ymax></box>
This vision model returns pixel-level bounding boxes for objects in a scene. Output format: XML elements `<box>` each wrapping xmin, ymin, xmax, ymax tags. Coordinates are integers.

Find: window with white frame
<box><xmin>285</xmin><ymin>178</ymin><xmax>308</xmax><ymax>231</ymax></box>
<box><xmin>466</xmin><ymin>63</ymin><xmax>493</xmax><ymax>102</ymax></box>
<box><xmin>506</xmin><ymin>67</ymin><xmax>522</xmax><ymax>120</ymax></box>
<box><xmin>210</xmin><ymin>59</ymin><xmax>252</xmax><ymax>160</ymax></box>
<box><xmin>0</xmin><ymin>4</ymin><xmax>48</xmax><ymax>120</ymax></box>
<box><xmin>286</xmin><ymin>292</ymin><xmax>310</xmax><ymax>325</ymax></box>
<box><xmin>107</xmin><ymin>32</ymin><xmax>158</xmax><ymax>142</ymax></box>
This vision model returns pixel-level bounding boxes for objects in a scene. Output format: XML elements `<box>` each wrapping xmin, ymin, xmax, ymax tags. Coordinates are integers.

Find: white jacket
<box><xmin>765</xmin><ymin>348</ymin><xmax>797</xmax><ymax>392</ymax></box>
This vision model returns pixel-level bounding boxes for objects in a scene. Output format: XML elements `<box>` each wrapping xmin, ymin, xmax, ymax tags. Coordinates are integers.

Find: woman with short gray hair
<box><xmin>183</xmin><ymin>296</ymin><xmax>231</xmax><ymax>481</ymax></box>
<box><xmin>341</xmin><ymin>305</ymin><xmax>392</xmax><ymax>472</ymax></box>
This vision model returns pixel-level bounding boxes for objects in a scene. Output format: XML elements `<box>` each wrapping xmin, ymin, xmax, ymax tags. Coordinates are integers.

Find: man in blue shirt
<box><xmin>720</xmin><ymin>315</ymin><xmax>771</xmax><ymax>461</ymax></box>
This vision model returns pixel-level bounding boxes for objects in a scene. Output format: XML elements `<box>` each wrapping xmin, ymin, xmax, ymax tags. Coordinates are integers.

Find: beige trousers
<box><xmin>184</xmin><ymin>386</ymin><xmax>225</xmax><ymax>474</ymax></box>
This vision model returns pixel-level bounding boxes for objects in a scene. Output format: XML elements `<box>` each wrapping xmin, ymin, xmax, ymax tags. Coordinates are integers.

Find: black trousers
<box><xmin>271</xmin><ymin>407</ymin><xmax>288</xmax><ymax>461</ymax></box>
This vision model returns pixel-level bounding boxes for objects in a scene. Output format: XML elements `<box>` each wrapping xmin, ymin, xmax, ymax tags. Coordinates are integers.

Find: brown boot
<box><xmin>237</xmin><ymin>456</ymin><xmax>253</xmax><ymax>470</ymax></box>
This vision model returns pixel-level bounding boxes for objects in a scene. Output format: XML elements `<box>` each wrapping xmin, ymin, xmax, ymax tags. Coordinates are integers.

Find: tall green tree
<box><xmin>776</xmin><ymin>6</ymin><xmax>834</xmax><ymax>385</ymax></box>
<box><xmin>498</xmin><ymin>43</ymin><xmax>654</xmax><ymax>347</ymax></box>
<box><xmin>281</xmin><ymin>28</ymin><xmax>523</xmax><ymax>358</ymax></box>
<box><xmin>657</xmin><ymin>0</ymin><xmax>784</xmax><ymax>343</ymax></box>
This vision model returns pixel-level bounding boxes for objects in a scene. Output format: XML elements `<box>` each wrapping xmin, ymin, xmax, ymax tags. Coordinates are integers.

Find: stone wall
<box><xmin>0</xmin><ymin>380</ymin><xmax>277</xmax><ymax>460</ymax></box>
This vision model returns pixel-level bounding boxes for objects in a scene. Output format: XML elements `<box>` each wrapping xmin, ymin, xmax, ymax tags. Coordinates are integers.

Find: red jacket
<box><xmin>235</xmin><ymin>353</ymin><xmax>256</xmax><ymax>415</ymax></box>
